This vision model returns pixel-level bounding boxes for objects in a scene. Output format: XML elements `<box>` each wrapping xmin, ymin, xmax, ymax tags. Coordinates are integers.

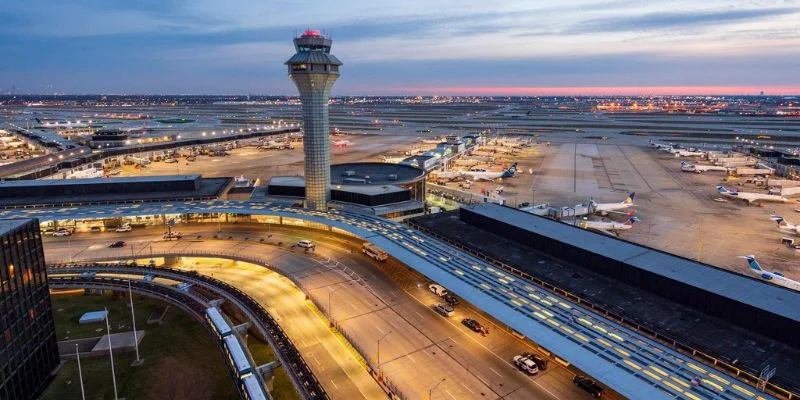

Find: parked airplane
<box><xmin>716</xmin><ymin>185</ymin><xmax>790</xmax><ymax>204</ymax></box>
<box><xmin>578</xmin><ymin>216</ymin><xmax>639</xmax><ymax>236</ymax></box>
<box><xmin>436</xmin><ymin>163</ymin><xmax>518</xmax><ymax>181</ymax></box>
<box><xmin>589</xmin><ymin>192</ymin><xmax>636</xmax><ymax>215</ymax></box>
<box><xmin>739</xmin><ymin>255</ymin><xmax>800</xmax><ymax>291</ymax></box>
<box><xmin>672</xmin><ymin>149</ymin><xmax>706</xmax><ymax>157</ymax></box>
<box><xmin>769</xmin><ymin>214</ymin><xmax>800</xmax><ymax>235</ymax></box>
<box><xmin>649</xmin><ymin>140</ymin><xmax>673</xmax><ymax>150</ymax></box>
<box><xmin>680</xmin><ymin>161</ymin><xmax>729</xmax><ymax>173</ymax></box>
<box><xmin>332</xmin><ymin>139</ymin><xmax>353</xmax><ymax>147</ymax></box>
<box><xmin>381</xmin><ymin>155</ymin><xmax>406</xmax><ymax>164</ymax></box>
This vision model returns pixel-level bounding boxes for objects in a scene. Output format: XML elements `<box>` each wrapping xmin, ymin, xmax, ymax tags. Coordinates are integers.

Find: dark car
<box><xmin>522</xmin><ymin>352</ymin><xmax>548</xmax><ymax>370</ymax></box>
<box><xmin>444</xmin><ymin>294</ymin><xmax>460</xmax><ymax>306</ymax></box>
<box><xmin>109</xmin><ymin>240</ymin><xmax>126</xmax><ymax>248</ymax></box>
<box><xmin>461</xmin><ymin>318</ymin><xmax>488</xmax><ymax>335</ymax></box>
<box><xmin>573</xmin><ymin>376</ymin><xmax>604</xmax><ymax>398</ymax></box>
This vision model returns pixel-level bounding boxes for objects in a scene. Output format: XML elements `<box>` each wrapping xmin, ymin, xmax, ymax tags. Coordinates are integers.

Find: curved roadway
<box><xmin>6</xmin><ymin>200</ymin><xmax>779</xmax><ymax>400</ymax></box>
<box><xmin>44</xmin><ymin>225</ymin><xmax>607</xmax><ymax>400</ymax></box>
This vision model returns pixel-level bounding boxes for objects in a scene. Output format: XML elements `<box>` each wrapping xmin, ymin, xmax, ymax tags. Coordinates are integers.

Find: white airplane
<box><xmin>332</xmin><ymin>139</ymin><xmax>353</xmax><ymax>147</ymax></box>
<box><xmin>381</xmin><ymin>155</ymin><xmax>406</xmax><ymax>163</ymax></box>
<box><xmin>739</xmin><ymin>255</ymin><xmax>800</xmax><ymax>291</ymax></box>
<box><xmin>769</xmin><ymin>214</ymin><xmax>800</xmax><ymax>235</ymax></box>
<box><xmin>589</xmin><ymin>192</ymin><xmax>636</xmax><ymax>215</ymax></box>
<box><xmin>578</xmin><ymin>216</ymin><xmax>639</xmax><ymax>236</ymax></box>
<box><xmin>649</xmin><ymin>140</ymin><xmax>673</xmax><ymax>150</ymax></box>
<box><xmin>673</xmin><ymin>149</ymin><xmax>706</xmax><ymax>157</ymax></box>
<box><xmin>680</xmin><ymin>161</ymin><xmax>728</xmax><ymax>173</ymax></box>
<box><xmin>436</xmin><ymin>163</ymin><xmax>518</xmax><ymax>181</ymax></box>
<box><xmin>716</xmin><ymin>185</ymin><xmax>790</xmax><ymax>204</ymax></box>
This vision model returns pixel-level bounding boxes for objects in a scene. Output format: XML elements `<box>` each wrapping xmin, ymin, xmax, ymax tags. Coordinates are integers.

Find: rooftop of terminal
<box><xmin>0</xmin><ymin>175</ymin><xmax>233</xmax><ymax>207</ymax></box>
<box><xmin>409</xmin><ymin>204</ymin><xmax>800</xmax><ymax>392</ymax></box>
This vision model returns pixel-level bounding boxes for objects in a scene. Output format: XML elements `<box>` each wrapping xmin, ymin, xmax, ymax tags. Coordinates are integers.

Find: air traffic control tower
<box><xmin>286</xmin><ymin>30</ymin><xmax>342</xmax><ymax>210</ymax></box>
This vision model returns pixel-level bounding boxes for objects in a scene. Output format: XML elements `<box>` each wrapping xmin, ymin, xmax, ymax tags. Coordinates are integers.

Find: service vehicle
<box><xmin>362</xmin><ymin>242</ymin><xmax>388</xmax><ymax>261</ymax></box>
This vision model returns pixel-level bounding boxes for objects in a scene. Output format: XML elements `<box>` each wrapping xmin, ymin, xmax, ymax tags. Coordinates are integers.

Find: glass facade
<box><xmin>0</xmin><ymin>219</ymin><xmax>60</xmax><ymax>400</ymax></box>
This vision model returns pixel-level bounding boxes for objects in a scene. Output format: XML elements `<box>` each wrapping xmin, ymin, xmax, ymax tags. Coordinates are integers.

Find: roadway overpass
<box><xmin>2</xmin><ymin>200</ymin><xmax>781</xmax><ymax>400</ymax></box>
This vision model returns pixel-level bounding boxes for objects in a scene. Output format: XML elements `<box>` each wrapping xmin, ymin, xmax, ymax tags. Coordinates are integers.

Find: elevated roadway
<box><xmin>4</xmin><ymin>200</ymin><xmax>781</xmax><ymax>400</ymax></box>
<box><xmin>43</xmin><ymin>226</ymin><xmax>598</xmax><ymax>400</ymax></box>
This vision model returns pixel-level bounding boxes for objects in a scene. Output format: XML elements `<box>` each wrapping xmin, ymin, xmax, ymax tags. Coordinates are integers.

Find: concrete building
<box><xmin>0</xmin><ymin>219</ymin><xmax>60</xmax><ymax>400</ymax></box>
<box><xmin>285</xmin><ymin>30</ymin><xmax>342</xmax><ymax>210</ymax></box>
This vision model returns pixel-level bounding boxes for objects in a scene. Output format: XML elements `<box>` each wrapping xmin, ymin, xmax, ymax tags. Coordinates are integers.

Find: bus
<box><xmin>362</xmin><ymin>242</ymin><xmax>388</xmax><ymax>261</ymax></box>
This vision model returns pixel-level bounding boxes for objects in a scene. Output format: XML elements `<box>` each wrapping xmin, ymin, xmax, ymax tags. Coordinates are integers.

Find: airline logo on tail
<box><xmin>623</xmin><ymin>192</ymin><xmax>636</xmax><ymax>204</ymax></box>
<box><xmin>626</xmin><ymin>216</ymin><xmax>640</xmax><ymax>224</ymax></box>
<box><xmin>740</xmin><ymin>255</ymin><xmax>762</xmax><ymax>271</ymax></box>
<box><xmin>770</xmin><ymin>214</ymin><xmax>785</xmax><ymax>225</ymax></box>
<box><xmin>501</xmin><ymin>163</ymin><xmax>519</xmax><ymax>178</ymax></box>
<box><xmin>716</xmin><ymin>185</ymin><xmax>737</xmax><ymax>195</ymax></box>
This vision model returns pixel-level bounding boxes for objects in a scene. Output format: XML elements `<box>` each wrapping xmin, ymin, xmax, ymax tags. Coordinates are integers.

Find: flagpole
<box><xmin>76</xmin><ymin>344</ymin><xmax>86</xmax><ymax>400</ymax></box>
<box><xmin>105</xmin><ymin>307</ymin><xmax>119</xmax><ymax>400</ymax></box>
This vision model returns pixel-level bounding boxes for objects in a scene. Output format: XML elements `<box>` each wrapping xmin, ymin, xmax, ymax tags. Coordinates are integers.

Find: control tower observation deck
<box><xmin>285</xmin><ymin>30</ymin><xmax>342</xmax><ymax>210</ymax></box>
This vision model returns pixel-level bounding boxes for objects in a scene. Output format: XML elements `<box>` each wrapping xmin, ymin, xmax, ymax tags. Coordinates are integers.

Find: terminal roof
<box><xmin>466</xmin><ymin>203</ymin><xmax>800</xmax><ymax>322</ymax></box>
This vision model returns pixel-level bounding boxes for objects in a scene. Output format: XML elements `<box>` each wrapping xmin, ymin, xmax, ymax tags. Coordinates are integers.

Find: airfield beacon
<box><xmin>285</xmin><ymin>30</ymin><xmax>342</xmax><ymax>210</ymax></box>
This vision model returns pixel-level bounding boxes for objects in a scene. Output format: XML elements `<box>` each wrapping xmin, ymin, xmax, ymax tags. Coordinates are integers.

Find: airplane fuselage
<box><xmin>749</xmin><ymin>270</ymin><xmax>800</xmax><ymax>291</ymax></box>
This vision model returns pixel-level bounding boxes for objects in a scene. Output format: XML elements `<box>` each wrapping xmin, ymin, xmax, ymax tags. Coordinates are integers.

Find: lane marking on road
<box><xmin>460</xmin><ymin>382</ymin><xmax>475</xmax><ymax>394</ymax></box>
<box><xmin>490</xmin><ymin>367</ymin><xmax>503</xmax><ymax>377</ymax></box>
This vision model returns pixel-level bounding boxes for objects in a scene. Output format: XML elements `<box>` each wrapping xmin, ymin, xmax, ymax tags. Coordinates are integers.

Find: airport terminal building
<box><xmin>0</xmin><ymin>219</ymin><xmax>60</xmax><ymax>400</ymax></box>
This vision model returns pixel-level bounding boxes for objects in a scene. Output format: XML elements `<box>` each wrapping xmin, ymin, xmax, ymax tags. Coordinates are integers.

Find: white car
<box><xmin>512</xmin><ymin>355</ymin><xmax>539</xmax><ymax>375</ymax></box>
<box><xmin>53</xmin><ymin>229</ymin><xmax>73</xmax><ymax>237</ymax></box>
<box><xmin>115</xmin><ymin>224</ymin><xmax>132</xmax><ymax>232</ymax></box>
<box><xmin>429</xmin><ymin>284</ymin><xmax>448</xmax><ymax>297</ymax></box>
<box><xmin>297</xmin><ymin>239</ymin><xmax>315</xmax><ymax>249</ymax></box>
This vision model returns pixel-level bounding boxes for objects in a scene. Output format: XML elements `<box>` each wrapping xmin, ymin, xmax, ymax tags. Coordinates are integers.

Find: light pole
<box><xmin>328</xmin><ymin>284</ymin><xmax>345</xmax><ymax>326</ymax></box>
<box><xmin>104</xmin><ymin>307</ymin><xmax>119</xmax><ymax>400</ymax></box>
<box><xmin>376</xmin><ymin>330</ymin><xmax>393</xmax><ymax>369</ymax></box>
<box><xmin>75</xmin><ymin>344</ymin><xmax>86</xmax><ymax>400</ymax></box>
<box><xmin>428</xmin><ymin>377</ymin><xmax>446</xmax><ymax>400</ymax></box>
<box><xmin>129</xmin><ymin>281</ymin><xmax>142</xmax><ymax>366</ymax></box>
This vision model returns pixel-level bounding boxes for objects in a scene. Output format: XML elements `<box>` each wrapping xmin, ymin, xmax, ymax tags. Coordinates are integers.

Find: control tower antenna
<box><xmin>285</xmin><ymin>29</ymin><xmax>342</xmax><ymax>210</ymax></box>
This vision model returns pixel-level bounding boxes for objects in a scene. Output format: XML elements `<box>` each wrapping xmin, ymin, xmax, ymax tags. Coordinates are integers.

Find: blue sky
<box><xmin>1</xmin><ymin>0</ymin><xmax>799</xmax><ymax>95</ymax></box>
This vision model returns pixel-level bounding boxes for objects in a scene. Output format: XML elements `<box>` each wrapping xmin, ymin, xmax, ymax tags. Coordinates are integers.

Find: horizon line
<box><xmin>3</xmin><ymin>85</ymin><xmax>800</xmax><ymax>97</ymax></box>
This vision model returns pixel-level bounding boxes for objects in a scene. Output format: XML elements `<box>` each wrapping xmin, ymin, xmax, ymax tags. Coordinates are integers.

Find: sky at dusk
<box><xmin>1</xmin><ymin>0</ymin><xmax>799</xmax><ymax>95</ymax></box>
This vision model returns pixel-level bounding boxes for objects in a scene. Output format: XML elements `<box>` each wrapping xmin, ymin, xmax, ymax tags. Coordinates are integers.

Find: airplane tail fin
<box><xmin>680</xmin><ymin>161</ymin><xmax>688</xmax><ymax>166</ymax></box>
<box><xmin>623</xmin><ymin>192</ymin><xmax>635</xmax><ymax>204</ymax></box>
<box><xmin>738</xmin><ymin>255</ymin><xmax>762</xmax><ymax>271</ymax></box>
<box><xmin>769</xmin><ymin>214</ymin><xmax>785</xmax><ymax>225</ymax></box>
<box><xmin>627</xmin><ymin>216</ymin><xmax>640</xmax><ymax>224</ymax></box>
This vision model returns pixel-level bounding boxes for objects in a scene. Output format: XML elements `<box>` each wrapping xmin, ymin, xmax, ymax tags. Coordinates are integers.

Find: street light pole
<box><xmin>104</xmin><ymin>307</ymin><xmax>119</xmax><ymax>400</ymax></box>
<box><xmin>328</xmin><ymin>284</ymin><xmax>345</xmax><ymax>327</ymax></box>
<box><xmin>75</xmin><ymin>344</ymin><xmax>86</xmax><ymax>400</ymax></box>
<box><xmin>377</xmin><ymin>330</ymin><xmax>393</xmax><ymax>368</ymax></box>
<box><xmin>128</xmin><ymin>281</ymin><xmax>141</xmax><ymax>365</ymax></box>
<box><xmin>428</xmin><ymin>377</ymin><xmax>446</xmax><ymax>400</ymax></box>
